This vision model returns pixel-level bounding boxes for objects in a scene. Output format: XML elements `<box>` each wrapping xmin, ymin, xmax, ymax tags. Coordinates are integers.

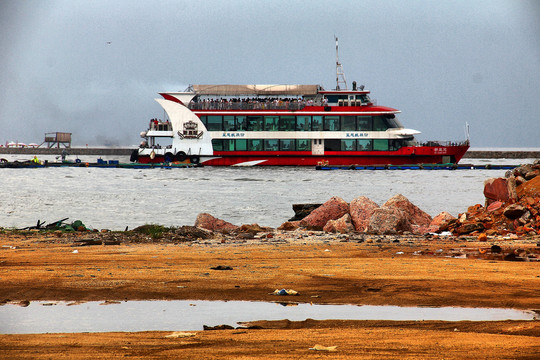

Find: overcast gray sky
<box><xmin>1</xmin><ymin>0</ymin><xmax>539</xmax><ymax>147</ymax></box>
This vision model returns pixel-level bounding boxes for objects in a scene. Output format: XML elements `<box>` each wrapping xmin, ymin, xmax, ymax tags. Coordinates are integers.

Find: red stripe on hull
<box><xmin>135</xmin><ymin>146</ymin><xmax>469</xmax><ymax>166</ymax></box>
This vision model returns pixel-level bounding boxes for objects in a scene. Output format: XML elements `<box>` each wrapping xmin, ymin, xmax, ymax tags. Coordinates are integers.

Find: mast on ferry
<box><xmin>335</xmin><ymin>36</ymin><xmax>347</xmax><ymax>90</ymax></box>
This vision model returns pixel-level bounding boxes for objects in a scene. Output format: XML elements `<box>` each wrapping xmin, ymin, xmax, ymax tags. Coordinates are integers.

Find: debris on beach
<box><xmin>272</xmin><ymin>289</ymin><xmax>298</xmax><ymax>296</ymax></box>
<box><xmin>210</xmin><ymin>265</ymin><xmax>233</xmax><ymax>270</ymax></box>
<box><xmin>165</xmin><ymin>332</ymin><xmax>196</xmax><ymax>338</ymax></box>
<box><xmin>19</xmin><ymin>218</ymin><xmax>89</xmax><ymax>232</ymax></box>
<box><xmin>310</xmin><ymin>344</ymin><xmax>337</xmax><ymax>352</ymax></box>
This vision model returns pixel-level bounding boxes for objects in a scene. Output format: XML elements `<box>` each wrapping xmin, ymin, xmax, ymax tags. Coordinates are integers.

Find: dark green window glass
<box><xmin>312</xmin><ymin>116</ymin><xmax>323</xmax><ymax>131</ymax></box>
<box><xmin>235</xmin><ymin>139</ymin><xmax>247</xmax><ymax>151</ymax></box>
<box><xmin>215</xmin><ymin>139</ymin><xmax>235</xmax><ymax>151</ymax></box>
<box><xmin>357</xmin><ymin>116</ymin><xmax>372</xmax><ymax>131</ymax></box>
<box><xmin>324</xmin><ymin>116</ymin><xmax>340</xmax><ymax>131</ymax></box>
<box><xmin>279</xmin><ymin>116</ymin><xmax>296</xmax><ymax>131</ymax></box>
<box><xmin>199</xmin><ymin>116</ymin><xmax>207</xmax><ymax>127</ymax></box>
<box><xmin>372</xmin><ymin>116</ymin><xmax>388</xmax><ymax>131</ymax></box>
<box><xmin>280</xmin><ymin>139</ymin><xmax>295</xmax><ymax>151</ymax></box>
<box><xmin>236</xmin><ymin>116</ymin><xmax>247</xmax><ymax>131</ymax></box>
<box><xmin>358</xmin><ymin>139</ymin><xmax>372</xmax><ymax>151</ymax></box>
<box><xmin>324</xmin><ymin>139</ymin><xmax>341</xmax><ymax>151</ymax></box>
<box><xmin>264</xmin><ymin>139</ymin><xmax>279</xmax><ymax>151</ymax></box>
<box><xmin>248</xmin><ymin>139</ymin><xmax>263</xmax><ymax>151</ymax></box>
<box><xmin>296</xmin><ymin>139</ymin><xmax>311</xmax><ymax>151</ymax></box>
<box><xmin>211</xmin><ymin>139</ymin><xmax>223</xmax><ymax>151</ymax></box>
<box><xmin>341</xmin><ymin>116</ymin><xmax>356</xmax><ymax>131</ymax></box>
<box><xmin>264</xmin><ymin>116</ymin><xmax>279</xmax><ymax>131</ymax></box>
<box><xmin>247</xmin><ymin>116</ymin><xmax>263</xmax><ymax>131</ymax></box>
<box><xmin>206</xmin><ymin>116</ymin><xmax>223</xmax><ymax>131</ymax></box>
<box><xmin>325</xmin><ymin>95</ymin><xmax>339</xmax><ymax>103</ymax></box>
<box><xmin>296</xmin><ymin>116</ymin><xmax>311</xmax><ymax>131</ymax></box>
<box><xmin>223</xmin><ymin>116</ymin><xmax>236</xmax><ymax>131</ymax></box>
<box><xmin>341</xmin><ymin>139</ymin><xmax>356</xmax><ymax>151</ymax></box>
<box><xmin>373</xmin><ymin>139</ymin><xmax>389</xmax><ymax>151</ymax></box>
<box><xmin>389</xmin><ymin>139</ymin><xmax>403</xmax><ymax>151</ymax></box>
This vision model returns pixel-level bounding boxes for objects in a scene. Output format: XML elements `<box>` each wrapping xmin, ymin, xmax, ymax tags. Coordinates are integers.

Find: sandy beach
<box><xmin>1</xmin><ymin>229</ymin><xmax>538</xmax><ymax>359</ymax></box>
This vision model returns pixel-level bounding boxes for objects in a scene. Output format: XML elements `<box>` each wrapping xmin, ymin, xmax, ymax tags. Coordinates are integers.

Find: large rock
<box><xmin>455</xmin><ymin>222</ymin><xmax>485</xmax><ymax>235</ymax></box>
<box><xmin>503</xmin><ymin>204</ymin><xmax>527</xmax><ymax>219</ymax></box>
<box><xmin>484</xmin><ymin>178</ymin><xmax>510</xmax><ymax>205</ymax></box>
<box><xmin>383</xmin><ymin>194</ymin><xmax>432</xmax><ymax>227</ymax></box>
<box><xmin>278</xmin><ymin>221</ymin><xmax>300</xmax><ymax>231</ymax></box>
<box><xmin>194</xmin><ymin>213</ymin><xmax>238</xmax><ymax>233</ymax></box>
<box><xmin>367</xmin><ymin>207</ymin><xmax>413</xmax><ymax>234</ymax></box>
<box><xmin>426</xmin><ymin>211</ymin><xmax>456</xmax><ymax>233</ymax></box>
<box><xmin>288</xmin><ymin>204</ymin><xmax>322</xmax><ymax>221</ymax></box>
<box><xmin>323</xmin><ymin>213</ymin><xmax>355</xmax><ymax>234</ymax></box>
<box><xmin>517</xmin><ymin>174</ymin><xmax>540</xmax><ymax>199</ymax></box>
<box><xmin>299</xmin><ymin>196</ymin><xmax>349</xmax><ymax>230</ymax></box>
<box><xmin>349</xmin><ymin>196</ymin><xmax>380</xmax><ymax>232</ymax></box>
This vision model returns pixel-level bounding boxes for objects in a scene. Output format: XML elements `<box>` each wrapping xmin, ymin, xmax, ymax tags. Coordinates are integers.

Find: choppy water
<box><xmin>0</xmin><ymin>301</ymin><xmax>536</xmax><ymax>334</ymax></box>
<box><xmin>0</xmin><ymin>155</ymin><xmax>535</xmax><ymax>230</ymax></box>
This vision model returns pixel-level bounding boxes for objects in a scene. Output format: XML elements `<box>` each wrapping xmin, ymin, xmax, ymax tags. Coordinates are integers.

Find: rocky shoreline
<box><xmin>4</xmin><ymin>161</ymin><xmax>539</xmax><ymax>263</ymax></box>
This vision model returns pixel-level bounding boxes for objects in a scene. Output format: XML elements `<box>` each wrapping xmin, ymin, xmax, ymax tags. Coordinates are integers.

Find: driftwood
<box><xmin>19</xmin><ymin>218</ymin><xmax>69</xmax><ymax>230</ymax></box>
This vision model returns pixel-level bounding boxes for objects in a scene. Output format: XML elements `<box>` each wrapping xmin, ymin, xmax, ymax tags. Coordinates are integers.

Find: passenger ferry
<box><xmin>132</xmin><ymin>42</ymin><xmax>469</xmax><ymax>166</ymax></box>
<box><xmin>132</xmin><ymin>82</ymin><xmax>469</xmax><ymax>166</ymax></box>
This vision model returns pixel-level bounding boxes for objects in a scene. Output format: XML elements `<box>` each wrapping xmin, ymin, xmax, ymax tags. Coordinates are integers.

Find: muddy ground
<box><xmin>1</xmin><ymin>230</ymin><xmax>539</xmax><ymax>359</ymax></box>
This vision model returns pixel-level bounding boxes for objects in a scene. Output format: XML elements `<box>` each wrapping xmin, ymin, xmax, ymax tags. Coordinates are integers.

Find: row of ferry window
<box><xmin>211</xmin><ymin>139</ymin><xmax>406</xmax><ymax>152</ymax></box>
<box><xmin>199</xmin><ymin>114</ymin><xmax>401</xmax><ymax>132</ymax></box>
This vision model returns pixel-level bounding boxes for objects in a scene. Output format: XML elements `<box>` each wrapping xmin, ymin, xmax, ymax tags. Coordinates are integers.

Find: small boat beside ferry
<box><xmin>132</xmin><ymin>42</ymin><xmax>469</xmax><ymax>166</ymax></box>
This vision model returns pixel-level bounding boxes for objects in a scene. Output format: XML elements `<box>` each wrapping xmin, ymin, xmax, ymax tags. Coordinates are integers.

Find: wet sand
<box><xmin>1</xmin><ymin>231</ymin><xmax>539</xmax><ymax>359</ymax></box>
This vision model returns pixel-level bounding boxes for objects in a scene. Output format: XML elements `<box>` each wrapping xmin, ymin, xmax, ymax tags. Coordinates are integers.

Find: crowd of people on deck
<box><xmin>188</xmin><ymin>97</ymin><xmax>325</xmax><ymax>110</ymax></box>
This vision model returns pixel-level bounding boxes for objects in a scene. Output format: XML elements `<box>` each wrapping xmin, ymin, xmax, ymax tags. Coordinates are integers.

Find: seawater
<box><xmin>0</xmin><ymin>156</ymin><xmax>534</xmax><ymax>231</ymax></box>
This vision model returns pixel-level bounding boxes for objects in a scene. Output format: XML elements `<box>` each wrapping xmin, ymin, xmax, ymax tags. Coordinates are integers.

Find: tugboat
<box><xmin>132</xmin><ymin>40</ymin><xmax>469</xmax><ymax>166</ymax></box>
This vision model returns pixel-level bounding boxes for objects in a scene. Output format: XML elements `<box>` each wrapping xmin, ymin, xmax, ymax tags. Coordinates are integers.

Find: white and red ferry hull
<box><xmin>136</xmin><ymin>145</ymin><xmax>469</xmax><ymax>166</ymax></box>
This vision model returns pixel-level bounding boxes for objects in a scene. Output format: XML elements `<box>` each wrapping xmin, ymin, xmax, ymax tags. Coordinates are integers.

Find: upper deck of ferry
<box><xmin>161</xmin><ymin>83</ymin><xmax>399</xmax><ymax>113</ymax></box>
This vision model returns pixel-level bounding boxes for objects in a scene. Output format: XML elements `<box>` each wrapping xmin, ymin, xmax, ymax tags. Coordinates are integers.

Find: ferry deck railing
<box><xmin>188</xmin><ymin>100</ymin><xmax>323</xmax><ymax>111</ymax></box>
<box><xmin>417</xmin><ymin>140</ymin><xmax>470</xmax><ymax>147</ymax></box>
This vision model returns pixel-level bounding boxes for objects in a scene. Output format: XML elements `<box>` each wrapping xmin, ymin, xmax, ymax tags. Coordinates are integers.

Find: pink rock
<box><xmin>367</xmin><ymin>207</ymin><xmax>413</xmax><ymax>234</ymax></box>
<box><xmin>487</xmin><ymin>201</ymin><xmax>503</xmax><ymax>212</ymax></box>
<box><xmin>299</xmin><ymin>196</ymin><xmax>349</xmax><ymax>230</ymax></box>
<box><xmin>383</xmin><ymin>194</ymin><xmax>432</xmax><ymax>227</ymax></box>
<box><xmin>430</xmin><ymin>211</ymin><xmax>456</xmax><ymax>227</ymax></box>
<box><xmin>349</xmin><ymin>196</ymin><xmax>380</xmax><ymax>232</ymax></box>
<box><xmin>194</xmin><ymin>213</ymin><xmax>238</xmax><ymax>233</ymax></box>
<box><xmin>484</xmin><ymin>178</ymin><xmax>509</xmax><ymax>204</ymax></box>
<box><xmin>426</xmin><ymin>211</ymin><xmax>456</xmax><ymax>233</ymax></box>
<box><xmin>323</xmin><ymin>214</ymin><xmax>355</xmax><ymax>234</ymax></box>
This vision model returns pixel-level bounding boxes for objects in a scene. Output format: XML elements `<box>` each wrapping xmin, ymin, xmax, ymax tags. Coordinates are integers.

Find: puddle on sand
<box><xmin>0</xmin><ymin>300</ymin><xmax>536</xmax><ymax>334</ymax></box>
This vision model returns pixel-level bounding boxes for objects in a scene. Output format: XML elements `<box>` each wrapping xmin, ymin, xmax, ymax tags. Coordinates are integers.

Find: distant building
<box><xmin>41</xmin><ymin>132</ymin><xmax>72</xmax><ymax>148</ymax></box>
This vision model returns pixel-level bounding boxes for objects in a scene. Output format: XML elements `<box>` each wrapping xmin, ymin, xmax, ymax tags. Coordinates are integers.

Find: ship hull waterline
<box><xmin>134</xmin><ymin>145</ymin><xmax>469</xmax><ymax>167</ymax></box>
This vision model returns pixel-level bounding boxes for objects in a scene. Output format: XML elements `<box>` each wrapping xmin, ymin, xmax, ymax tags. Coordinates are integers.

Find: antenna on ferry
<box><xmin>335</xmin><ymin>36</ymin><xmax>347</xmax><ymax>90</ymax></box>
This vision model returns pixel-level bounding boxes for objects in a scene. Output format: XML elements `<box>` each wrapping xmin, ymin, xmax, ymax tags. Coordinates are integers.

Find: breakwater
<box><xmin>0</xmin><ymin>148</ymin><xmax>538</xmax><ymax>159</ymax></box>
<box><xmin>0</xmin><ymin>147</ymin><xmax>132</xmax><ymax>156</ymax></box>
